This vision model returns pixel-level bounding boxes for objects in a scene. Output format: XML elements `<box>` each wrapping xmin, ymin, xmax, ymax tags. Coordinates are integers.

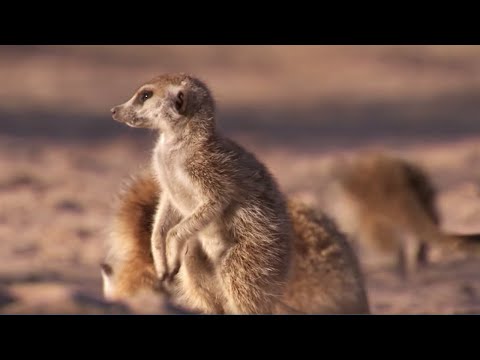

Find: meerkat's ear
<box><xmin>175</xmin><ymin>91</ymin><xmax>187</xmax><ymax>114</ymax></box>
<box><xmin>169</xmin><ymin>82</ymin><xmax>188</xmax><ymax>115</ymax></box>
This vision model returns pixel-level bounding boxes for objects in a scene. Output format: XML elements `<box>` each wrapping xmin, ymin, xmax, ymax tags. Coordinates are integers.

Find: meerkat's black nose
<box><xmin>111</xmin><ymin>107</ymin><xmax>117</xmax><ymax>115</ymax></box>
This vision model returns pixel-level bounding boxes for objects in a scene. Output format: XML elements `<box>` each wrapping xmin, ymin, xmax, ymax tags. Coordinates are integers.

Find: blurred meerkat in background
<box><xmin>325</xmin><ymin>153</ymin><xmax>480</xmax><ymax>279</ymax></box>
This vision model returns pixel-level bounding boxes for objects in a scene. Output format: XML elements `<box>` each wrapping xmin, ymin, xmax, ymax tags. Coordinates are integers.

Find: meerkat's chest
<box><xmin>153</xmin><ymin>148</ymin><xmax>200</xmax><ymax>214</ymax></box>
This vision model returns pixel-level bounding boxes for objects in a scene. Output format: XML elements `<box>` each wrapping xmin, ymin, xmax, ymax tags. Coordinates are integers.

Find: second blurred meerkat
<box><xmin>327</xmin><ymin>154</ymin><xmax>480</xmax><ymax>278</ymax></box>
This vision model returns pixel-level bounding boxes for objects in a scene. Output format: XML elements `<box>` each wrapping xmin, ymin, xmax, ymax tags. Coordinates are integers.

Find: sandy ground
<box><xmin>1</xmin><ymin>45</ymin><xmax>480</xmax><ymax>314</ymax></box>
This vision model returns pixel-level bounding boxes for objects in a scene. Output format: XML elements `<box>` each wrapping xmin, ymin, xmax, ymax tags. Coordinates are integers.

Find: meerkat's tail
<box><xmin>113</xmin><ymin>167</ymin><xmax>160</xmax><ymax>247</ymax></box>
<box><xmin>105</xmin><ymin>166</ymin><xmax>159</xmax><ymax>284</ymax></box>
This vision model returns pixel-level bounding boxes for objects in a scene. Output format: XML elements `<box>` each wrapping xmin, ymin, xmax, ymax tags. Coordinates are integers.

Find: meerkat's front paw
<box><xmin>152</xmin><ymin>245</ymin><xmax>168</xmax><ymax>281</ymax></box>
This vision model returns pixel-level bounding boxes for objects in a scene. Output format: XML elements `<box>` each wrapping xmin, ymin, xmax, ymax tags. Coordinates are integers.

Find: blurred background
<box><xmin>1</xmin><ymin>45</ymin><xmax>480</xmax><ymax>314</ymax></box>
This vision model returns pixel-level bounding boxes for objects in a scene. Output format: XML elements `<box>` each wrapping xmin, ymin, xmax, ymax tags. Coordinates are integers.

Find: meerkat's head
<box><xmin>111</xmin><ymin>73</ymin><xmax>216</xmax><ymax>134</ymax></box>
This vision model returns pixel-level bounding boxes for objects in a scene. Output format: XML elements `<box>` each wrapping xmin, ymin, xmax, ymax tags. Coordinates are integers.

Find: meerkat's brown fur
<box><xmin>330</xmin><ymin>153</ymin><xmax>480</xmax><ymax>278</ymax></box>
<box><xmin>279</xmin><ymin>199</ymin><xmax>369</xmax><ymax>314</ymax></box>
<box><xmin>102</xmin><ymin>169</ymin><xmax>370</xmax><ymax>314</ymax></box>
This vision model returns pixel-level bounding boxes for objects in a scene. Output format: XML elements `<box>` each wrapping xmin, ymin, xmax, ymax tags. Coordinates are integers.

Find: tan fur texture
<box><xmin>328</xmin><ymin>153</ymin><xmax>480</xmax><ymax>278</ymax></box>
<box><xmin>102</xmin><ymin>169</ymin><xmax>370</xmax><ymax>314</ymax></box>
<box><xmin>278</xmin><ymin>199</ymin><xmax>369</xmax><ymax>314</ymax></box>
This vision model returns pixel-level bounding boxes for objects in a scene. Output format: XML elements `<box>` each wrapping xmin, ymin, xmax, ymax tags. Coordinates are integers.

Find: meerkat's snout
<box><xmin>111</xmin><ymin>103</ymin><xmax>139</xmax><ymax>126</ymax></box>
<box><xmin>110</xmin><ymin>106</ymin><xmax>121</xmax><ymax>121</ymax></box>
<box><xmin>110</xmin><ymin>103</ymin><xmax>145</xmax><ymax>128</ymax></box>
<box><xmin>110</xmin><ymin>104</ymin><xmax>126</xmax><ymax>123</ymax></box>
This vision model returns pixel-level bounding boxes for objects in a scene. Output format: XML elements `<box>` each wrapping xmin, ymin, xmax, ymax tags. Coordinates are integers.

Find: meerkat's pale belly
<box><xmin>154</xmin><ymin>151</ymin><xmax>200</xmax><ymax>214</ymax></box>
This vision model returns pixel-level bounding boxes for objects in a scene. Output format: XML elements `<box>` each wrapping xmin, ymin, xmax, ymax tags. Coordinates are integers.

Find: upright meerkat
<box><xmin>326</xmin><ymin>153</ymin><xmax>480</xmax><ymax>278</ymax></box>
<box><xmin>101</xmin><ymin>168</ymin><xmax>370</xmax><ymax>314</ymax></box>
<box><xmin>110</xmin><ymin>73</ymin><xmax>294</xmax><ymax>314</ymax></box>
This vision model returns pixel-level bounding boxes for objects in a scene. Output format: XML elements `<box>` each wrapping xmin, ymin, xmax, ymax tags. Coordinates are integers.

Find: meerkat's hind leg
<box><xmin>219</xmin><ymin>238</ymin><xmax>285</xmax><ymax>315</ymax></box>
<box><xmin>178</xmin><ymin>239</ymin><xmax>226</xmax><ymax>314</ymax></box>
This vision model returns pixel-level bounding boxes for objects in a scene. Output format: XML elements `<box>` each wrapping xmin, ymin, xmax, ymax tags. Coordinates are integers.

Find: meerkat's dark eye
<box><xmin>140</xmin><ymin>90</ymin><xmax>153</xmax><ymax>103</ymax></box>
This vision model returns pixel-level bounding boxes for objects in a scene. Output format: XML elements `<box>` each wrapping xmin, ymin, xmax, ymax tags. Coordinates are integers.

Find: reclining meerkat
<box><xmin>326</xmin><ymin>153</ymin><xmax>480</xmax><ymax>279</ymax></box>
<box><xmin>101</xmin><ymin>168</ymin><xmax>370</xmax><ymax>314</ymax></box>
<box><xmin>110</xmin><ymin>73</ymin><xmax>295</xmax><ymax>314</ymax></box>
